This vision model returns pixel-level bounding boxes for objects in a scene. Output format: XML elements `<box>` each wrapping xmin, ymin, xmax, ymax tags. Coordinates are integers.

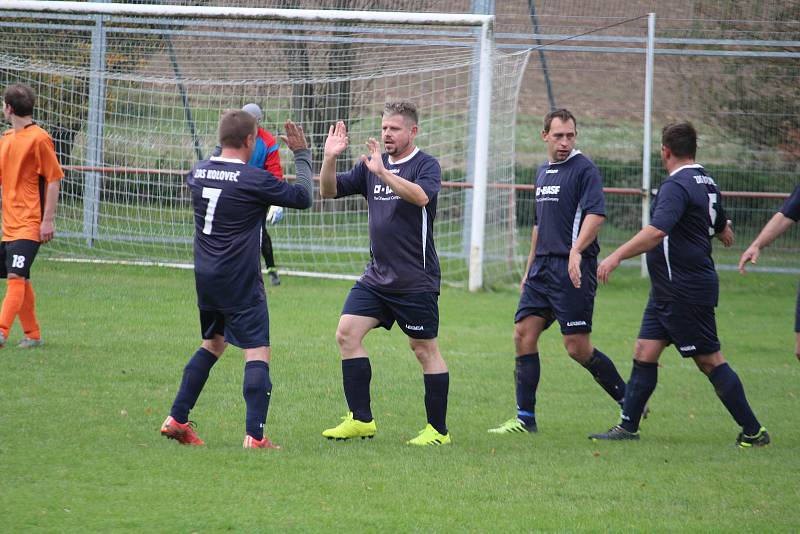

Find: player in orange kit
<box><xmin>0</xmin><ymin>83</ymin><xmax>64</xmax><ymax>348</ymax></box>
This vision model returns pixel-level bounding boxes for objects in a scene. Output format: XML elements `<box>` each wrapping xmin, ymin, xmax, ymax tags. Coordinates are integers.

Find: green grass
<box><xmin>1</xmin><ymin>262</ymin><xmax>799</xmax><ymax>531</ymax></box>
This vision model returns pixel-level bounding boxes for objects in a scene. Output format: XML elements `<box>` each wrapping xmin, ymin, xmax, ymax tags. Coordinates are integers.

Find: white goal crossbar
<box><xmin>0</xmin><ymin>1</ymin><xmax>493</xmax><ymax>28</ymax></box>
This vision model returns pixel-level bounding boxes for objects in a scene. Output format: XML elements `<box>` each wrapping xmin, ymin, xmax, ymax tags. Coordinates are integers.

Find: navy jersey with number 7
<box><xmin>647</xmin><ymin>164</ymin><xmax>728</xmax><ymax>306</ymax></box>
<box><xmin>187</xmin><ymin>151</ymin><xmax>312</xmax><ymax>312</ymax></box>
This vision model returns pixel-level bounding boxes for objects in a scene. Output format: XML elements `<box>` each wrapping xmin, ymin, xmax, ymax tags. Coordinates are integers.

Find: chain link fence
<box><xmin>7</xmin><ymin>0</ymin><xmax>799</xmax><ymax>275</ymax></box>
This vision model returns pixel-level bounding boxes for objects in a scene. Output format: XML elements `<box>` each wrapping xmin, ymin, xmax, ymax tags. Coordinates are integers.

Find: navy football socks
<box><xmin>708</xmin><ymin>363</ymin><xmax>761</xmax><ymax>435</ymax></box>
<box><xmin>342</xmin><ymin>357</ymin><xmax>373</xmax><ymax>423</ymax></box>
<box><xmin>423</xmin><ymin>372</ymin><xmax>449</xmax><ymax>435</ymax></box>
<box><xmin>583</xmin><ymin>348</ymin><xmax>626</xmax><ymax>403</ymax></box>
<box><xmin>170</xmin><ymin>347</ymin><xmax>218</xmax><ymax>423</ymax></box>
<box><xmin>620</xmin><ymin>359</ymin><xmax>658</xmax><ymax>433</ymax></box>
<box><xmin>515</xmin><ymin>353</ymin><xmax>540</xmax><ymax>425</ymax></box>
<box><xmin>243</xmin><ymin>360</ymin><xmax>272</xmax><ymax>441</ymax></box>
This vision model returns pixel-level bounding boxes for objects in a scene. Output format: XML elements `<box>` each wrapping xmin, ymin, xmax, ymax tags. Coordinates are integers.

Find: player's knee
<box><xmin>693</xmin><ymin>352</ymin><xmax>725</xmax><ymax>375</ymax></box>
<box><xmin>512</xmin><ymin>326</ymin><xmax>524</xmax><ymax>346</ymax></box>
<box><xmin>412</xmin><ymin>349</ymin><xmax>428</xmax><ymax>365</ymax></box>
<box><xmin>633</xmin><ymin>340</ymin><xmax>648</xmax><ymax>360</ymax></box>
<box><xmin>513</xmin><ymin>324</ymin><xmax>532</xmax><ymax>350</ymax></box>
<box><xmin>695</xmin><ymin>361</ymin><xmax>716</xmax><ymax>376</ymax></box>
<box><xmin>564</xmin><ymin>344</ymin><xmax>582</xmax><ymax>361</ymax></box>
<box><xmin>202</xmin><ymin>338</ymin><xmax>225</xmax><ymax>357</ymax></box>
<box><xmin>409</xmin><ymin>339</ymin><xmax>435</xmax><ymax>363</ymax></box>
<box><xmin>410</xmin><ymin>342</ymin><xmax>428</xmax><ymax>362</ymax></box>
<box><xmin>334</xmin><ymin>327</ymin><xmax>349</xmax><ymax>348</ymax></box>
<box><xmin>563</xmin><ymin>336</ymin><xmax>591</xmax><ymax>362</ymax></box>
<box><xmin>633</xmin><ymin>340</ymin><xmax>643</xmax><ymax>359</ymax></box>
<box><xmin>335</xmin><ymin>325</ymin><xmax>358</xmax><ymax>351</ymax></box>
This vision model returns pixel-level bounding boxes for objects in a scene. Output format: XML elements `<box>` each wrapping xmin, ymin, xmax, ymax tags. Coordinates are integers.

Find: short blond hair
<box><xmin>383</xmin><ymin>101</ymin><xmax>418</xmax><ymax>125</ymax></box>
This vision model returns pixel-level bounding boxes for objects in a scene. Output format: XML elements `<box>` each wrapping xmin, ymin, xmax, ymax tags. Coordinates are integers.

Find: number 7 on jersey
<box><xmin>202</xmin><ymin>187</ymin><xmax>222</xmax><ymax>235</ymax></box>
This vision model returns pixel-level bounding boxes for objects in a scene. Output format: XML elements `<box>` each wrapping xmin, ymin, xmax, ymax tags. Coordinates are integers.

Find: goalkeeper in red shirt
<box><xmin>213</xmin><ymin>103</ymin><xmax>285</xmax><ymax>285</ymax></box>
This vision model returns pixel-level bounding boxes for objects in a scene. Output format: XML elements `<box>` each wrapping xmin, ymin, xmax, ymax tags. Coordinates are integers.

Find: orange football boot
<box><xmin>160</xmin><ymin>416</ymin><xmax>205</xmax><ymax>446</ymax></box>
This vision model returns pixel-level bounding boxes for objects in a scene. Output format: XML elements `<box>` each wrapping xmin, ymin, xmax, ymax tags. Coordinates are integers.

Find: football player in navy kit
<box><xmin>739</xmin><ymin>183</ymin><xmax>800</xmax><ymax>361</ymax></box>
<box><xmin>489</xmin><ymin>109</ymin><xmax>629</xmax><ymax>436</ymax></box>
<box><xmin>318</xmin><ymin>102</ymin><xmax>451</xmax><ymax>446</ymax></box>
<box><xmin>590</xmin><ymin>122</ymin><xmax>769</xmax><ymax>447</ymax></box>
<box><xmin>160</xmin><ymin>110</ymin><xmax>313</xmax><ymax>449</ymax></box>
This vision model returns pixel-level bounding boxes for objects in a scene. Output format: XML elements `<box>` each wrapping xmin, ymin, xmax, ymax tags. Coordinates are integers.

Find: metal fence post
<box><xmin>641</xmin><ymin>12</ymin><xmax>656</xmax><ymax>277</ymax></box>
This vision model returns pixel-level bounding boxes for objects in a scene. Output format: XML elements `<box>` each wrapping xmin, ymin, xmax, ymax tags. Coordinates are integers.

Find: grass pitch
<box><xmin>1</xmin><ymin>262</ymin><xmax>798</xmax><ymax>532</ymax></box>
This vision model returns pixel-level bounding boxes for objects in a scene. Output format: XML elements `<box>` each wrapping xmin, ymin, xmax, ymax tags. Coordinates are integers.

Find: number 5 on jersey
<box><xmin>202</xmin><ymin>187</ymin><xmax>222</xmax><ymax>235</ymax></box>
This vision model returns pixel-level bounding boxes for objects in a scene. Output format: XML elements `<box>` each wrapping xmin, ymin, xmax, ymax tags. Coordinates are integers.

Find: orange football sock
<box><xmin>19</xmin><ymin>280</ymin><xmax>40</xmax><ymax>340</ymax></box>
<box><xmin>0</xmin><ymin>278</ymin><xmax>26</xmax><ymax>339</ymax></box>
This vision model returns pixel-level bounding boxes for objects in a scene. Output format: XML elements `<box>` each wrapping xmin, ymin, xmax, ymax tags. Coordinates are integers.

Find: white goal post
<box><xmin>0</xmin><ymin>1</ymin><xmax>527</xmax><ymax>290</ymax></box>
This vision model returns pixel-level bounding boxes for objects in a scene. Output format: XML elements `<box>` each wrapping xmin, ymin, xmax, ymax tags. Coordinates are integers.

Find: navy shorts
<box><xmin>199</xmin><ymin>302</ymin><xmax>270</xmax><ymax>349</ymax></box>
<box><xmin>638</xmin><ymin>298</ymin><xmax>720</xmax><ymax>357</ymax></box>
<box><xmin>515</xmin><ymin>255</ymin><xmax>596</xmax><ymax>334</ymax></box>
<box><xmin>0</xmin><ymin>240</ymin><xmax>40</xmax><ymax>279</ymax></box>
<box><xmin>342</xmin><ymin>281</ymin><xmax>439</xmax><ymax>339</ymax></box>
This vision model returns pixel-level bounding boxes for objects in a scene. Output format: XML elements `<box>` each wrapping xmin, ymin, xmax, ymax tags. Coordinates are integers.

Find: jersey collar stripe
<box><xmin>548</xmin><ymin>148</ymin><xmax>582</xmax><ymax>166</ymax></box>
<box><xmin>209</xmin><ymin>156</ymin><xmax>246</xmax><ymax>164</ymax></box>
<box><xmin>571</xmin><ymin>206</ymin><xmax>583</xmax><ymax>247</ymax></box>
<box><xmin>663</xmin><ymin>235</ymin><xmax>673</xmax><ymax>281</ymax></box>
<box><xmin>388</xmin><ymin>146</ymin><xmax>420</xmax><ymax>165</ymax></box>
<box><xmin>421</xmin><ymin>206</ymin><xmax>428</xmax><ymax>270</ymax></box>
<box><xmin>669</xmin><ymin>163</ymin><xmax>704</xmax><ymax>177</ymax></box>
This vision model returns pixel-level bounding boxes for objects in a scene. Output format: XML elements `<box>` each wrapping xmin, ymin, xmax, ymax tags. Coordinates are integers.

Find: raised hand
<box><xmin>281</xmin><ymin>119</ymin><xmax>308</xmax><ymax>151</ymax></box>
<box><xmin>324</xmin><ymin>121</ymin><xmax>349</xmax><ymax>158</ymax></box>
<box><xmin>359</xmin><ymin>137</ymin><xmax>386</xmax><ymax>175</ymax></box>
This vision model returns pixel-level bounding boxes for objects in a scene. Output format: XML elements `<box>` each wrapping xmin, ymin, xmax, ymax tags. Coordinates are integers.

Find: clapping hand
<box><xmin>281</xmin><ymin>120</ymin><xmax>308</xmax><ymax>151</ymax></box>
<box><xmin>360</xmin><ymin>138</ymin><xmax>386</xmax><ymax>175</ymax></box>
<box><xmin>324</xmin><ymin>121</ymin><xmax>349</xmax><ymax>158</ymax></box>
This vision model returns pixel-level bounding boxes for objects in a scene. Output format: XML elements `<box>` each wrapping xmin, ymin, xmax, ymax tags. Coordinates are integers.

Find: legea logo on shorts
<box><xmin>680</xmin><ymin>345</ymin><xmax>697</xmax><ymax>351</ymax></box>
<box><xmin>566</xmin><ymin>320</ymin><xmax>587</xmax><ymax>327</ymax></box>
<box><xmin>405</xmin><ymin>324</ymin><xmax>424</xmax><ymax>331</ymax></box>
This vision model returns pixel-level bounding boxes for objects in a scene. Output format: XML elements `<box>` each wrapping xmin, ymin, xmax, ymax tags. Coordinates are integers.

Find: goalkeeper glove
<box><xmin>267</xmin><ymin>205</ymin><xmax>284</xmax><ymax>225</ymax></box>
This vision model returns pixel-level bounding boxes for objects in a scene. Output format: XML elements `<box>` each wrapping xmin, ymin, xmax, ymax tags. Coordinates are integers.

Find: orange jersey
<box><xmin>0</xmin><ymin>124</ymin><xmax>64</xmax><ymax>242</ymax></box>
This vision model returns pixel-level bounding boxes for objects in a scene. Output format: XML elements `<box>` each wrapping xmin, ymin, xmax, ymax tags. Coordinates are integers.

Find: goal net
<box><xmin>0</xmin><ymin>2</ymin><xmax>528</xmax><ymax>288</ymax></box>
